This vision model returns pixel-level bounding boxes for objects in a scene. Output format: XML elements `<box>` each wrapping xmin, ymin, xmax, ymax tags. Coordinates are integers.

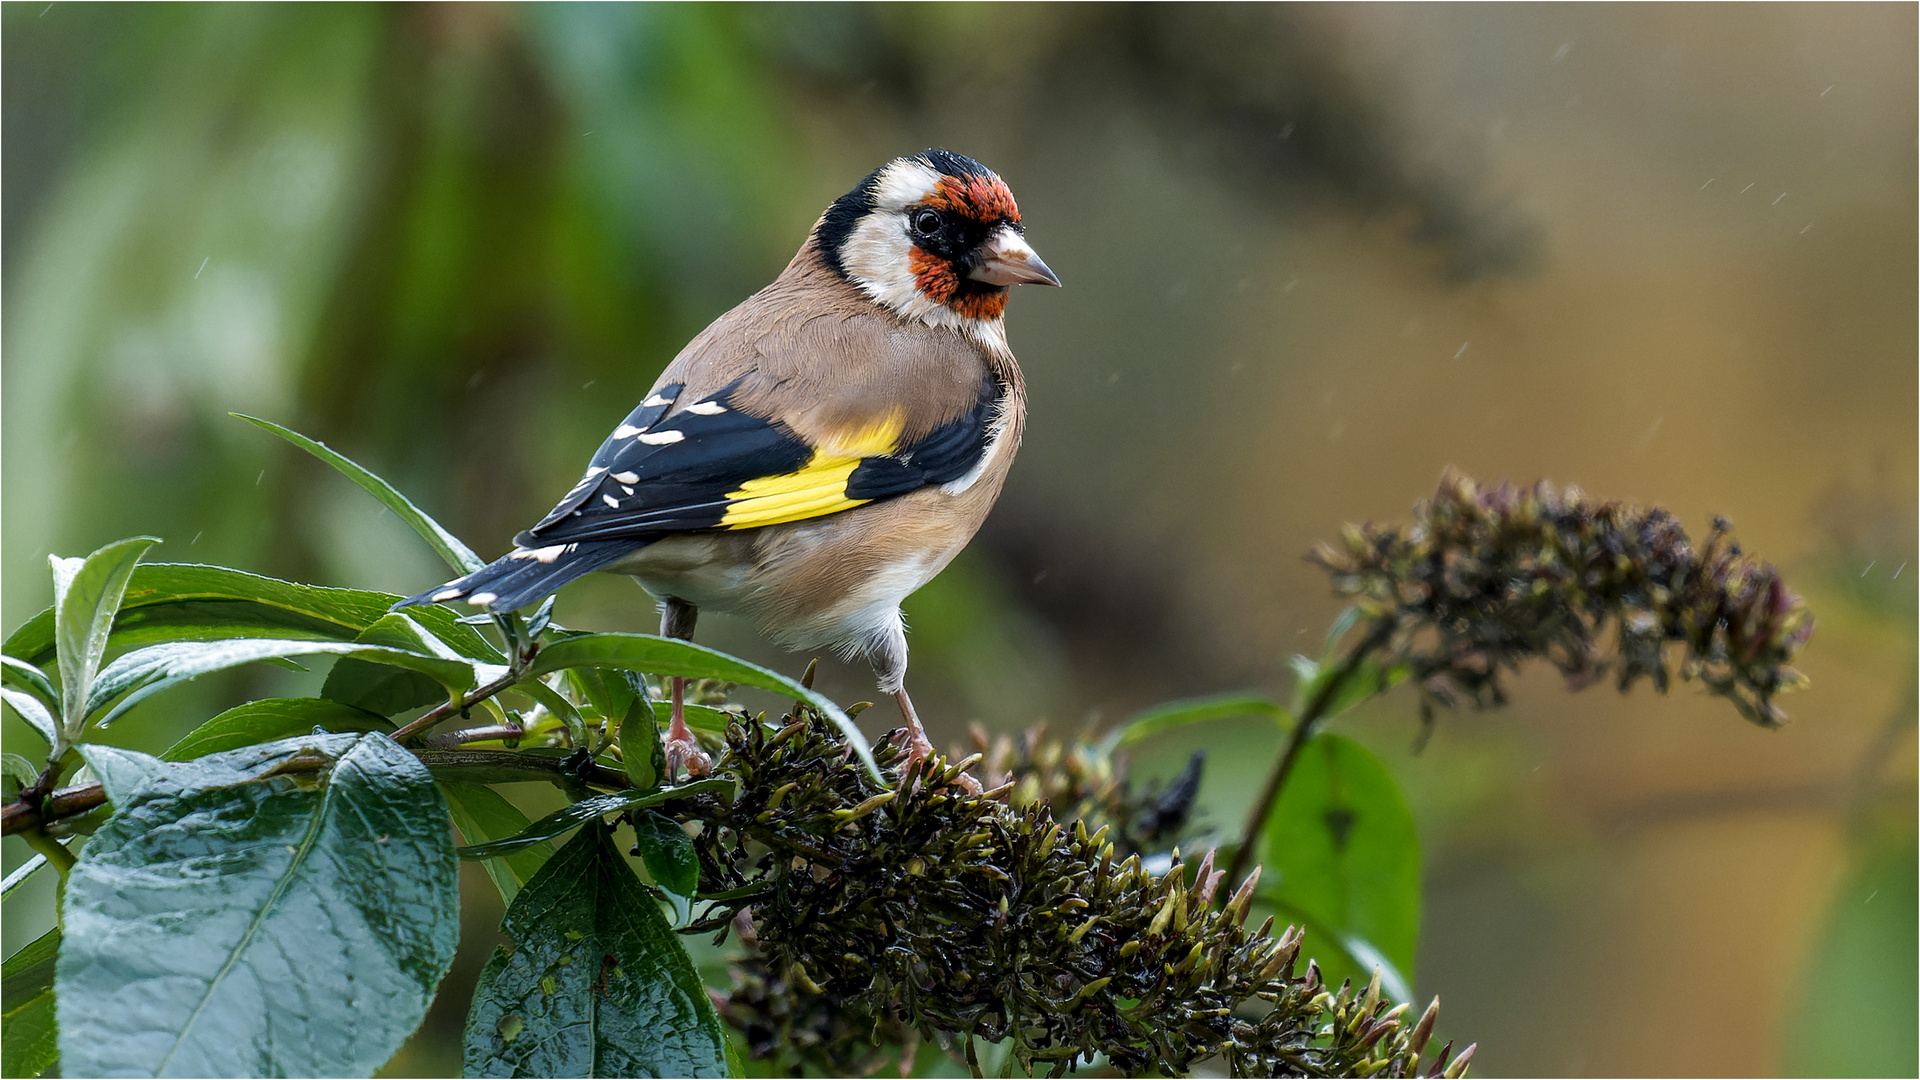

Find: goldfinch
<box><xmin>401</xmin><ymin>149</ymin><xmax>1058</xmax><ymax>784</ymax></box>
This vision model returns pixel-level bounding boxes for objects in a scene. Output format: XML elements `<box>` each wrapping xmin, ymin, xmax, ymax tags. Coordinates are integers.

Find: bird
<box><xmin>399</xmin><ymin>148</ymin><xmax>1058</xmax><ymax>787</ymax></box>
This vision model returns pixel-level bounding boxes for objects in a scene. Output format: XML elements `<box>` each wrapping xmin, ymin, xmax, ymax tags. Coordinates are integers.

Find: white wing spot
<box><xmin>602</xmin><ymin>494</ymin><xmax>621</xmax><ymax>508</ymax></box>
<box><xmin>431</xmin><ymin>588</ymin><xmax>463</xmax><ymax>602</ymax></box>
<box><xmin>612</xmin><ymin>471</ymin><xmax>639</xmax><ymax>484</ymax></box>
<box><xmin>528</xmin><ymin>545</ymin><xmax>568</xmax><ymax>564</ymax></box>
<box><xmin>685</xmin><ymin>401</ymin><xmax>727</xmax><ymax>415</ymax></box>
<box><xmin>508</xmin><ymin>548</ymin><xmax>538</xmax><ymax>560</ymax></box>
<box><xmin>613</xmin><ymin>425</ymin><xmax>644</xmax><ymax>439</ymax></box>
<box><xmin>467</xmin><ymin>592</ymin><xmax>498</xmax><ymax>607</ymax></box>
<box><xmin>643</xmin><ymin>393</ymin><xmax>675</xmax><ymax>408</ymax></box>
<box><xmin>621</xmin><ymin>485</ymin><xmax>635</xmax><ymax>496</ymax></box>
<box><xmin>639</xmin><ymin>430</ymin><xmax>684</xmax><ymax>445</ymax></box>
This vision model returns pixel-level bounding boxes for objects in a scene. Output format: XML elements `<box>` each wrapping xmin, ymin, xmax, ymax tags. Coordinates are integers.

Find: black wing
<box><xmin>396</xmin><ymin>373</ymin><xmax>1003</xmax><ymax>613</ymax></box>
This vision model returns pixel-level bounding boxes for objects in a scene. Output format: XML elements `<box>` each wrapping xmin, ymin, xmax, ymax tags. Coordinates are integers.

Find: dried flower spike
<box><xmin>1309</xmin><ymin>471</ymin><xmax>1813</xmax><ymax>726</ymax></box>
<box><xmin>690</xmin><ymin>714</ymin><xmax>1471</xmax><ymax>1078</ymax></box>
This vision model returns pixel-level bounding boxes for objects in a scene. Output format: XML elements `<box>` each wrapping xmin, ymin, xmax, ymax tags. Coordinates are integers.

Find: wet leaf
<box><xmin>464</xmin><ymin>823</ymin><xmax>730</xmax><ymax>1077</ymax></box>
<box><xmin>86</xmin><ymin>638</ymin><xmax>486</xmax><ymax>727</ymax></box>
<box><xmin>0</xmin><ymin>655</ymin><xmax>58</xmax><ymax>712</ymax></box>
<box><xmin>160</xmin><ymin>697</ymin><xmax>391</xmax><ymax>760</ymax></box>
<box><xmin>4</xmin><ymin>564</ymin><xmax>501</xmax><ymax>669</ymax></box>
<box><xmin>322</xmin><ymin>658</ymin><xmax>447</xmax><ymax>716</ymax></box>
<box><xmin>52</xmin><ymin>537</ymin><xmax>160</xmax><ymax>736</ymax></box>
<box><xmin>458</xmin><ymin>778</ymin><xmax>734</xmax><ymax>860</ymax></box>
<box><xmin>1</xmin><ymin>688</ymin><xmax>57</xmax><ymax>749</ymax></box>
<box><xmin>617</xmin><ymin>691</ymin><xmax>663</xmax><ymax>792</ymax></box>
<box><xmin>57</xmin><ymin>733</ymin><xmax>460</xmax><ymax>1078</ymax></box>
<box><xmin>629</xmin><ymin>809</ymin><xmax>698</xmax><ymax>925</ymax></box>
<box><xmin>443</xmin><ymin>782</ymin><xmax>554</xmax><ymax>906</ymax></box>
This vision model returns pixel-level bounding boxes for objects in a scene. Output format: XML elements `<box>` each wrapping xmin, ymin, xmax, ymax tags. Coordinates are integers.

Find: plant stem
<box><xmin>19</xmin><ymin>826</ymin><xmax>74</xmax><ymax>878</ymax></box>
<box><xmin>1224</xmin><ymin>618</ymin><xmax>1394</xmax><ymax>892</ymax></box>
<box><xmin>392</xmin><ymin>669</ymin><xmax>522</xmax><ymax>744</ymax></box>
<box><xmin>0</xmin><ymin>748</ymin><xmax>631</xmax><ymax>837</ymax></box>
<box><xmin>418</xmin><ymin>722</ymin><xmax>526</xmax><ymax>751</ymax></box>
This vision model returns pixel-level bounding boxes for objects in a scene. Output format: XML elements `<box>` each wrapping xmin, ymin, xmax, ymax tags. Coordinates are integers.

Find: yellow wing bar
<box><xmin>718</xmin><ymin>414</ymin><xmax>902</xmax><ymax>530</ymax></box>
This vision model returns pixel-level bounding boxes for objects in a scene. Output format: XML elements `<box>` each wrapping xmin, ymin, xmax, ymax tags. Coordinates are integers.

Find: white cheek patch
<box><xmin>840</xmin><ymin>209</ymin><xmax>1012</xmax><ymax>356</ymax></box>
<box><xmin>840</xmin><ymin>212</ymin><xmax>922</xmax><ymax>316</ymax></box>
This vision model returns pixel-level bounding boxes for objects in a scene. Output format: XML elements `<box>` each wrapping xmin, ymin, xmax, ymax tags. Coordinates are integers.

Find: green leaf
<box><xmin>73</xmin><ymin>744</ymin><xmax>175</xmax><ymax>809</ymax></box>
<box><xmin>442</xmin><ymin>781</ymin><xmax>554</xmax><ymax>907</ymax></box>
<box><xmin>680</xmin><ymin>701</ymin><xmax>744</xmax><ymax>734</ymax></box>
<box><xmin>1784</xmin><ymin>824</ymin><xmax>1919</xmax><ymax>1076</ymax></box>
<box><xmin>1</xmin><ymin>688</ymin><xmax>57</xmax><ymax>749</ymax></box>
<box><xmin>161</xmin><ymin>697</ymin><xmax>392</xmax><ymax>761</ymax></box>
<box><xmin>565</xmin><ymin>665</ymin><xmax>638</xmax><ymax>724</ymax></box>
<box><xmin>463</xmin><ymin>823</ymin><xmax>730</xmax><ymax>1077</ymax></box>
<box><xmin>0</xmin><ymin>656</ymin><xmax>58</xmax><ymax>712</ymax></box>
<box><xmin>57</xmin><ymin>733</ymin><xmax>460</xmax><ymax>1078</ymax></box>
<box><xmin>1101</xmin><ymin>692</ymin><xmax>1290</xmax><ymax>753</ymax></box>
<box><xmin>323</xmin><ymin>658</ymin><xmax>447</xmax><ymax>715</ymax></box>
<box><xmin>236</xmin><ymin>413</ymin><xmax>483</xmax><ymax>576</ymax></box>
<box><xmin>617</xmin><ymin>692</ymin><xmax>663</xmax><ymax>792</ymax></box>
<box><xmin>459</xmin><ymin>779</ymin><xmax>735</xmax><ymax>860</ymax></box>
<box><xmin>629</xmin><ymin>809</ymin><xmax>698</xmax><ymax>925</ymax></box>
<box><xmin>3</xmin><ymin>928</ymin><xmax>61</xmax><ymax>1079</ymax></box>
<box><xmin>529</xmin><ymin>633</ymin><xmax>875</xmax><ymax>780</ymax></box>
<box><xmin>52</xmin><ymin>537</ymin><xmax>161</xmax><ymax>737</ymax></box>
<box><xmin>1262</xmin><ymin>733</ymin><xmax>1420</xmax><ymax>998</ymax></box>
<box><xmin>4</xmin><ymin>564</ymin><xmax>503</xmax><ymax>668</ymax></box>
<box><xmin>321</xmin><ymin>610</ymin><xmax>478</xmax><ymax>716</ymax></box>
<box><xmin>86</xmin><ymin>638</ymin><xmax>489</xmax><ymax>727</ymax></box>
<box><xmin>2</xmin><ymin>752</ymin><xmax>42</xmax><ymax>795</ymax></box>
<box><xmin>517</xmin><ymin>677</ymin><xmax>590</xmax><ymax>749</ymax></box>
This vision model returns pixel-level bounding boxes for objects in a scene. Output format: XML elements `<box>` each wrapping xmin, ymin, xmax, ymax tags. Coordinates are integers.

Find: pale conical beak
<box><xmin>968</xmin><ymin>228</ymin><xmax>1062</xmax><ymax>287</ymax></box>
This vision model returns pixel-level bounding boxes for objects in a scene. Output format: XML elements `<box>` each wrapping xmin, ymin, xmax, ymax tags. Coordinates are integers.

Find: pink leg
<box><xmin>895</xmin><ymin>687</ymin><xmax>979</xmax><ymax>794</ymax></box>
<box><xmin>665</xmin><ymin>674</ymin><xmax>711</xmax><ymax>780</ymax></box>
<box><xmin>658</xmin><ymin>598</ymin><xmax>710</xmax><ymax>780</ymax></box>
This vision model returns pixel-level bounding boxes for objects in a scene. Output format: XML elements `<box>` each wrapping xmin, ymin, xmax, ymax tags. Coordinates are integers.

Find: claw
<box><xmin>665</xmin><ymin>674</ymin><xmax>711</xmax><ymax>780</ymax></box>
<box><xmin>889</xmin><ymin>687</ymin><xmax>982</xmax><ymax>794</ymax></box>
<box><xmin>896</xmin><ymin>733</ymin><xmax>982</xmax><ymax>795</ymax></box>
<box><xmin>665</xmin><ymin>735</ymin><xmax>712</xmax><ymax>780</ymax></box>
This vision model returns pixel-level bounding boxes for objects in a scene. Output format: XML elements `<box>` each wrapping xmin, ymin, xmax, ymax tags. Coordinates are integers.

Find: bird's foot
<box><xmin>664</xmin><ymin>730</ymin><xmax>712</xmax><ymax>781</ymax></box>
<box><xmin>665</xmin><ymin>674</ymin><xmax>711</xmax><ymax>781</ymax></box>
<box><xmin>895</xmin><ymin>731</ymin><xmax>982</xmax><ymax>795</ymax></box>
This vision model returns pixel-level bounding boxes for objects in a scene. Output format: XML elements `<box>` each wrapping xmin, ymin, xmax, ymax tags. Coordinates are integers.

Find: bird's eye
<box><xmin>911</xmin><ymin>209</ymin><xmax>942</xmax><ymax>236</ymax></box>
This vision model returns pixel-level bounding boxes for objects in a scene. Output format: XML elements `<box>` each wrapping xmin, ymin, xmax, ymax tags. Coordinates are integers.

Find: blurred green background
<box><xmin>4</xmin><ymin>4</ymin><xmax>1914</xmax><ymax>1076</ymax></box>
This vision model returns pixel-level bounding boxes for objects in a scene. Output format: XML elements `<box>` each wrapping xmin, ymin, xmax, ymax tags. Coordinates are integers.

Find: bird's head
<box><xmin>816</xmin><ymin>149</ymin><xmax>1059</xmax><ymax>337</ymax></box>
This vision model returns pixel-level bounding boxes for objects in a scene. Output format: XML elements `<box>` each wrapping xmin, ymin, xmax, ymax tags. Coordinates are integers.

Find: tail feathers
<box><xmin>395</xmin><ymin>539</ymin><xmax>642</xmax><ymax>614</ymax></box>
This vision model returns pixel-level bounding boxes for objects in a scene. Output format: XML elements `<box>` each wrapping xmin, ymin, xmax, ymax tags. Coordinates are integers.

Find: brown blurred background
<box><xmin>4</xmin><ymin>4</ymin><xmax>1914</xmax><ymax>1075</ymax></box>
